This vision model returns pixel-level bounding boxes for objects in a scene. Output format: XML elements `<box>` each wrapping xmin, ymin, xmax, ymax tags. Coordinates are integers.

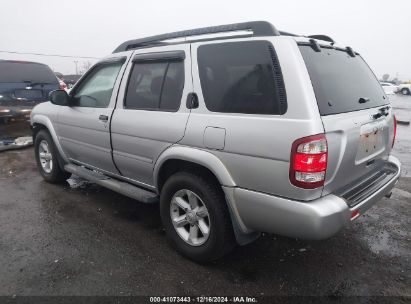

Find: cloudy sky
<box><xmin>1</xmin><ymin>0</ymin><xmax>410</xmax><ymax>80</ymax></box>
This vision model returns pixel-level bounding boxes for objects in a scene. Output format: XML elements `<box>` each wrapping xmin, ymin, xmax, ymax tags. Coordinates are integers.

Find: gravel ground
<box><xmin>0</xmin><ymin>96</ymin><xmax>410</xmax><ymax>299</ymax></box>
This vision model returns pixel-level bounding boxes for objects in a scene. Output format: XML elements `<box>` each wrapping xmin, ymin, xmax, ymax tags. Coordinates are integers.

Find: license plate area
<box><xmin>356</xmin><ymin>120</ymin><xmax>386</xmax><ymax>163</ymax></box>
<box><xmin>14</xmin><ymin>89</ymin><xmax>43</xmax><ymax>99</ymax></box>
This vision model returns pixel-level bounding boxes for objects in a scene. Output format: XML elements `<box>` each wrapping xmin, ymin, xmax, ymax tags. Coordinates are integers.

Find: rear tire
<box><xmin>160</xmin><ymin>171</ymin><xmax>236</xmax><ymax>262</ymax></box>
<box><xmin>34</xmin><ymin>130</ymin><xmax>71</xmax><ymax>183</ymax></box>
<box><xmin>401</xmin><ymin>88</ymin><xmax>410</xmax><ymax>95</ymax></box>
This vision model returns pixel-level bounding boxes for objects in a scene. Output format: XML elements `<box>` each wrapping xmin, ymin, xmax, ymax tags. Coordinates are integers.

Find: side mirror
<box><xmin>49</xmin><ymin>90</ymin><xmax>71</xmax><ymax>106</ymax></box>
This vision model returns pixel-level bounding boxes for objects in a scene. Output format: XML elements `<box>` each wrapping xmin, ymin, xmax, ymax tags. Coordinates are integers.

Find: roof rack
<box><xmin>279</xmin><ymin>31</ymin><xmax>299</xmax><ymax>37</ymax></box>
<box><xmin>113</xmin><ymin>21</ymin><xmax>280</xmax><ymax>53</ymax></box>
<box><xmin>307</xmin><ymin>35</ymin><xmax>335</xmax><ymax>44</ymax></box>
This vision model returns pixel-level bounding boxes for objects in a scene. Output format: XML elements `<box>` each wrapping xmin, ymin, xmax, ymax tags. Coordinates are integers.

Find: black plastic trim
<box><xmin>336</xmin><ymin>163</ymin><xmax>398</xmax><ymax>208</ymax></box>
<box><xmin>132</xmin><ymin>51</ymin><xmax>185</xmax><ymax>63</ymax></box>
<box><xmin>297</xmin><ymin>42</ymin><xmax>360</xmax><ymax>56</ymax></box>
<box><xmin>308</xmin><ymin>35</ymin><xmax>335</xmax><ymax>44</ymax></box>
<box><xmin>186</xmin><ymin>92</ymin><xmax>199</xmax><ymax>109</ymax></box>
<box><xmin>279</xmin><ymin>31</ymin><xmax>299</xmax><ymax>37</ymax></box>
<box><xmin>267</xmin><ymin>44</ymin><xmax>288</xmax><ymax>115</ymax></box>
<box><xmin>346</xmin><ymin>46</ymin><xmax>356</xmax><ymax>57</ymax></box>
<box><xmin>113</xmin><ymin>21</ymin><xmax>280</xmax><ymax>53</ymax></box>
<box><xmin>100</xmin><ymin>56</ymin><xmax>127</xmax><ymax>64</ymax></box>
<box><xmin>309</xmin><ymin>39</ymin><xmax>321</xmax><ymax>52</ymax></box>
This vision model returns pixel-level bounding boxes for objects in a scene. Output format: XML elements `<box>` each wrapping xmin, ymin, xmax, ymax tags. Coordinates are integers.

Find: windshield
<box><xmin>299</xmin><ymin>45</ymin><xmax>388</xmax><ymax>116</ymax></box>
<box><xmin>0</xmin><ymin>61</ymin><xmax>58</xmax><ymax>84</ymax></box>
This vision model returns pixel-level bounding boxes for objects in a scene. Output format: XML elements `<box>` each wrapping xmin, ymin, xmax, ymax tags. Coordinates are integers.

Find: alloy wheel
<box><xmin>170</xmin><ymin>189</ymin><xmax>210</xmax><ymax>246</ymax></box>
<box><xmin>38</xmin><ymin>140</ymin><xmax>53</xmax><ymax>174</ymax></box>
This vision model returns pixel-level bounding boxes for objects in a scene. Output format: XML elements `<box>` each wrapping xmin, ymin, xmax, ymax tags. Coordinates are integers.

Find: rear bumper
<box><xmin>225</xmin><ymin>155</ymin><xmax>401</xmax><ymax>241</ymax></box>
<box><xmin>0</xmin><ymin>108</ymin><xmax>33</xmax><ymax>139</ymax></box>
<box><xmin>0</xmin><ymin>107</ymin><xmax>33</xmax><ymax>120</ymax></box>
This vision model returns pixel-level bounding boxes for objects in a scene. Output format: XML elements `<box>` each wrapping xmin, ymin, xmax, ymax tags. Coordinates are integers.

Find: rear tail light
<box><xmin>392</xmin><ymin>115</ymin><xmax>397</xmax><ymax>148</ymax></box>
<box><xmin>290</xmin><ymin>134</ymin><xmax>328</xmax><ymax>189</ymax></box>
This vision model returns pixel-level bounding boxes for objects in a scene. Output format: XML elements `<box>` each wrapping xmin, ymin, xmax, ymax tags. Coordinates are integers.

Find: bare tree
<box><xmin>382</xmin><ymin>74</ymin><xmax>390</xmax><ymax>82</ymax></box>
<box><xmin>79</xmin><ymin>61</ymin><xmax>93</xmax><ymax>75</ymax></box>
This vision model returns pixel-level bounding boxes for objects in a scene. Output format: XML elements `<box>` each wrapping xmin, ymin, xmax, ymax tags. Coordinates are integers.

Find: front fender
<box><xmin>31</xmin><ymin>114</ymin><xmax>68</xmax><ymax>163</ymax></box>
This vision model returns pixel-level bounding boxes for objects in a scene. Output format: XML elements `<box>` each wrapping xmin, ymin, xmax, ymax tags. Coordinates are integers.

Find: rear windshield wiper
<box><xmin>372</xmin><ymin>106</ymin><xmax>390</xmax><ymax>119</ymax></box>
<box><xmin>359</xmin><ymin>97</ymin><xmax>370</xmax><ymax>104</ymax></box>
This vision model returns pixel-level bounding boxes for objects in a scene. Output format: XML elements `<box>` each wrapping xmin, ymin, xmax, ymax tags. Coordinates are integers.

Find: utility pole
<box><xmin>74</xmin><ymin>60</ymin><xmax>78</xmax><ymax>74</ymax></box>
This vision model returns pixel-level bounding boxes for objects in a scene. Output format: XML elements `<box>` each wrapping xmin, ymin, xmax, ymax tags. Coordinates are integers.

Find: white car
<box><xmin>380</xmin><ymin>82</ymin><xmax>398</xmax><ymax>95</ymax></box>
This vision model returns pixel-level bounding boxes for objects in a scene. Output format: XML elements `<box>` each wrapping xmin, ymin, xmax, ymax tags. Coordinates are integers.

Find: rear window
<box><xmin>299</xmin><ymin>46</ymin><xmax>388</xmax><ymax>116</ymax></box>
<box><xmin>0</xmin><ymin>61</ymin><xmax>58</xmax><ymax>84</ymax></box>
<box><xmin>197</xmin><ymin>41</ymin><xmax>287</xmax><ymax>115</ymax></box>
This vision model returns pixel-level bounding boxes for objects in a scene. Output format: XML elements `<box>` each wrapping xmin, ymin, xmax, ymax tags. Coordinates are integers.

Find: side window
<box><xmin>197</xmin><ymin>41</ymin><xmax>287</xmax><ymax>115</ymax></box>
<box><xmin>124</xmin><ymin>60</ymin><xmax>184</xmax><ymax>111</ymax></box>
<box><xmin>72</xmin><ymin>61</ymin><xmax>123</xmax><ymax>108</ymax></box>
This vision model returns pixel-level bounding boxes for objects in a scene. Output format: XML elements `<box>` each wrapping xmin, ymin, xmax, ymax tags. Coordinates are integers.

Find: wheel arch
<box><xmin>32</xmin><ymin>122</ymin><xmax>48</xmax><ymax>139</ymax></box>
<box><xmin>153</xmin><ymin>146</ymin><xmax>260</xmax><ymax>245</ymax></box>
<box><xmin>31</xmin><ymin>114</ymin><xmax>69</xmax><ymax>163</ymax></box>
<box><xmin>154</xmin><ymin>146</ymin><xmax>236</xmax><ymax>193</ymax></box>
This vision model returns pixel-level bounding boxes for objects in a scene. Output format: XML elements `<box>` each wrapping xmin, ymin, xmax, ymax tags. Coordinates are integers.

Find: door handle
<box><xmin>99</xmin><ymin>115</ymin><xmax>109</xmax><ymax>122</ymax></box>
<box><xmin>186</xmin><ymin>92</ymin><xmax>199</xmax><ymax>109</ymax></box>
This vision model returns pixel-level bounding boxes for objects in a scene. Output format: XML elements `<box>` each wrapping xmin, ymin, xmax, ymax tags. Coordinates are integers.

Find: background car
<box><xmin>0</xmin><ymin>60</ymin><xmax>59</xmax><ymax>140</ymax></box>
<box><xmin>398</xmin><ymin>83</ymin><xmax>411</xmax><ymax>95</ymax></box>
<box><xmin>62</xmin><ymin>74</ymin><xmax>82</xmax><ymax>89</ymax></box>
<box><xmin>380</xmin><ymin>82</ymin><xmax>399</xmax><ymax>95</ymax></box>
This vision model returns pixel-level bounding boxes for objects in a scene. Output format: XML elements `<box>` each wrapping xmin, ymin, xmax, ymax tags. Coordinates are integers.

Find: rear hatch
<box><xmin>299</xmin><ymin>44</ymin><xmax>396</xmax><ymax>201</ymax></box>
<box><xmin>0</xmin><ymin>60</ymin><xmax>59</xmax><ymax>110</ymax></box>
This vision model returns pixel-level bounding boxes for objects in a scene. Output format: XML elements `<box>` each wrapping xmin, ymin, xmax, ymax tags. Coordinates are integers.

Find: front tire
<box><xmin>34</xmin><ymin>130</ymin><xmax>71</xmax><ymax>183</ymax></box>
<box><xmin>160</xmin><ymin>171</ymin><xmax>235</xmax><ymax>262</ymax></box>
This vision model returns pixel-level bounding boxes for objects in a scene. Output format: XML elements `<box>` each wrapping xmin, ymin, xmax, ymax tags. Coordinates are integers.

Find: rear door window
<box><xmin>197</xmin><ymin>41</ymin><xmax>287</xmax><ymax>115</ymax></box>
<box><xmin>0</xmin><ymin>61</ymin><xmax>58</xmax><ymax>84</ymax></box>
<box><xmin>299</xmin><ymin>45</ymin><xmax>388</xmax><ymax>115</ymax></box>
<box><xmin>124</xmin><ymin>61</ymin><xmax>184</xmax><ymax>111</ymax></box>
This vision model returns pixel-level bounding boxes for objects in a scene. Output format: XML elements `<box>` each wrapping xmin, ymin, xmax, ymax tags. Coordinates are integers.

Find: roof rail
<box><xmin>279</xmin><ymin>31</ymin><xmax>299</xmax><ymax>37</ymax></box>
<box><xmin>113</xmin><ymin>21</ymin><xmax>280</xmax><ymax>53</ymax></box>
<box><xmin>307</xmin><ymin>35</ymin><xmax>335</xmax><ymax>44</ymax></box>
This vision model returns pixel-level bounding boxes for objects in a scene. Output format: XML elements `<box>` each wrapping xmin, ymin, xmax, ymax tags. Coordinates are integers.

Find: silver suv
<box><xmin>31</xmin><ymin>21</ymin><xmax>401</xmax><ymax>262</ymax></box>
